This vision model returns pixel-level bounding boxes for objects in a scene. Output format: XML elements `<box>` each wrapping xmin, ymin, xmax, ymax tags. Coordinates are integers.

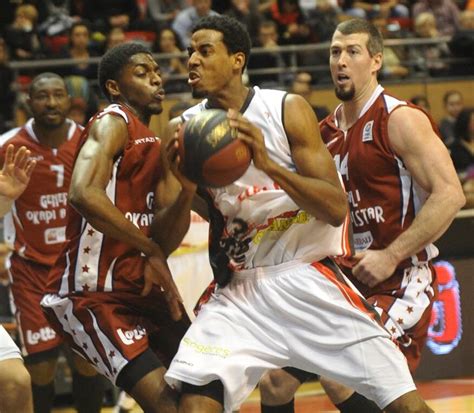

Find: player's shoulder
<box><xmin>0</xmin><ymin>119</ymin><xmax>34</xmax><ymax>148</ymax></box>
<box><xmin>96</xmin><ymin>103</ymin><xmax>131</xmax><ymax>124</ymax></box>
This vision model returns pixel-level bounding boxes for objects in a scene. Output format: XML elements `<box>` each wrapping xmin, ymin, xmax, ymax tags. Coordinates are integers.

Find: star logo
<box><xmin>83</xmin><ymin>246</ymin><xmax>91</xmax><ymax>254</ymax></box>
<box><xmin>397</xmin><ymin>318</ymin><xmax>404</xmax><ymax>325</ymax></box>
<box><xmin>82</xmin><ymin>283</ymin><xmax>90</xmax><ymax>292</ymax></box>
<box><xmin>390</xmin><ymin>326</ymin><xmax>397</xmax><ymax>334</ymax></box>
<box><xmin>109</xmin><ymin>350</ymin><xmax>115</xmax><ymax>358</ymax></box>
<box><xmin>406</xmin><ymin>306</ymin><xmax>414</xmax><ymax>314</ymax></box>
<box><xmin>82</xmin><ymin>265</ymin><xmax>90</xmax><ymax>273</ymax></box>
<box><xmin>87</xmin><ymin>229</ymin><xmax>95</xmax><ymax>236</ymax></box>
<box><xmin>82</xmin><ymin>342</ymin><xmax>88</xmax><ymax>350</ymax></box>
<box><xmin>93</xmin><ymin>357</ymin><xmax>98</xmax><ymax>364</ymax></box>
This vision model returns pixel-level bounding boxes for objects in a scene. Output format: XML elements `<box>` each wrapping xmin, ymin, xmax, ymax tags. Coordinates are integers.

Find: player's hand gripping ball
<box><xmin>177</xmin><ymin>109</ymin><xmax>252</xmax><ymax>187</ymax></box>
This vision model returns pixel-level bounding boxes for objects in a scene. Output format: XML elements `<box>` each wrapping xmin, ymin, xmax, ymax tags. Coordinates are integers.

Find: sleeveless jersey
<box><xmin>182</xmin><ymin>86</ymin><xmax>352</xmax><ymax>285</ymax></box>
<box><xmin>320</xmin><ymin>85</ymin><xmax>439</xmax><ymax>273</ymax></box>
<box><xmin>45</xmin><ymin>104</ymin><xmax>162</xmax><ymax>295</ymax></box>
<box><xmin>0</xmin><ymin>119</ymin><xmax>82</xmax><ymax>266</ymax></box>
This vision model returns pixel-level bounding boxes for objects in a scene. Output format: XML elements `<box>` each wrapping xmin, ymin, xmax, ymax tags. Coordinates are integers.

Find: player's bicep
<box><xmin>71</xmin><ymin>115</ymin><xmax>128</xmax><ymax>194</ymax></box>
<box><xmin>284</xmin><ymin>94</ymin><xmax>340</xmax><ymax>185</ymax></box>
<box><xmin>388</xmin><ymin>107</ymin><xmax>460</xmax><ymax>194</ymax></box>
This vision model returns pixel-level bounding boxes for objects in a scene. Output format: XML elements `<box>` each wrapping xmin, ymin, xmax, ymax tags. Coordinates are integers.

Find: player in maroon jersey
<box><xmin>0</xmin><ymin>144</ymin><xmax>35</xmax><ymax>413</ymax></box>
<box><xmin>0</xmin><ymin>73</ymin><xmax>106</xmax><ymax>413</ymax></box>
<box><xmin>259</xmin><ymin>18</ymin><xmax>465</xmax><ymax>413</ymax></box>
<box><xmin>41</xmin><ymin>42</ymin><xmax>191</xmax><ymax>413</ymax></box>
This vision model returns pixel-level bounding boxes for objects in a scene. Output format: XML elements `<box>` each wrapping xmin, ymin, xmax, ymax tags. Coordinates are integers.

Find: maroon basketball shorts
<box><xmin>8</xmin><ymin>256</ymin><xmax>62</xmax><ymax>356</ymax></box>
<box><xmin>41</xmin><ymin>288</ymin><xmax>190</xmax><ymax>383</ymax></box>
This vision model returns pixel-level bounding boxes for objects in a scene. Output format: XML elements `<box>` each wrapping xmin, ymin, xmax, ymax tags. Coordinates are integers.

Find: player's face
<box><xmin>187</xmin><ymin>29</ymin><xmax>235</xmax><ymax>99</ymax></box>
<box><xmin>329</xmin><ymin>31</ymin><xmax>382</xmax><ymax>102</ymax></box>
<box><xmin>116</xmin><ymin>53</ymin><xmax>164</xmax><ymax>117</ymax></box>
<box><xmin>28</xmin><ymin>78</ymin><xmax>70</xmax><ymax>128</ymax></box>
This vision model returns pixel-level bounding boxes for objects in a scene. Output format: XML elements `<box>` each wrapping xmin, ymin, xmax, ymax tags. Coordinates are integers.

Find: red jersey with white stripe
<box><xmin>0</xmin><ymin>119</ymin><xmax>82</xmax><ymax>266</ymax></box>
<box><xmin>45</xmin><ymin>104</ymin><xmax>162</xmax><ymax>296</ymax></box>
<box><xmin>320</xmin><ymin>86</ymin><xmax>439</xmax><ymax>274</ymax></box>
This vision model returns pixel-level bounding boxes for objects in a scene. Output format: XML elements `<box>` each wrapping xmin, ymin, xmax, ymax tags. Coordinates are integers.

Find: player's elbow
<box><xmin>327</xmin><ymin>197</ymin><xmax>348</xmax><ymax>227</ymax></box>
<box><xmin>68</xmin><ymin>184</ymin><xmax>90</xmax><ymax>213</ymax></box>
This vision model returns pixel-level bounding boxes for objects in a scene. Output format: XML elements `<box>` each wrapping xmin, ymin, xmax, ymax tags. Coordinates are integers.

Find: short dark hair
<box><xmin>192</xmin><ymin>15</ymin><xmax>251</xmax><ymax>71</ymax></box>
<box><xmin>98</xmin><ymin>42</ymin><xmax>151</xmax><ymax>101</ymax></box>
<box><xmin>454</xmin><ymin>108</ymin><xmax>474</xmax><ymax>142</ymax></box>
<box><xmin>335</xmin><ymin>18</ymin><xmax>384</xmax><ymax>57</ymax></box>
<box><xmin>29</xmin><ymin>72</ymin><xmax>66</xmax><ymax>96</ymax></box>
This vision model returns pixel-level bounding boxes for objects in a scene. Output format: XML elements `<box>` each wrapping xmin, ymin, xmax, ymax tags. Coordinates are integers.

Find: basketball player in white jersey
<box><xmin>259</xmin><ymin>18</ymin><xmax>465</xmax><ymax>413</ymax></box>
<box><xmin>154</xmin><ymin>15</ymin><xmax>434</xmax><ymax>413</ymax></box>
<box><xmin>0</xmin><ymin>144</ymin><xmax>35</xmax><ymax>413</ymax></box>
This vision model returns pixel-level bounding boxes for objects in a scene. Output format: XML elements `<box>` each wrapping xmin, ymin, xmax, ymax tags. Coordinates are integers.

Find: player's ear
<box><xmin>372</xmin><ymin>52</ymin><xmax>383</xmax><ymax>73</ymax></box>
<box><xmin>233</xmin><ymin>52</ymin><xmax>246</xmax><ymax>72</ymax></box>
<box><xmin>106</xmin><ymin>79</ymin><xmax>120</xmax><ymax>100</ymax></box>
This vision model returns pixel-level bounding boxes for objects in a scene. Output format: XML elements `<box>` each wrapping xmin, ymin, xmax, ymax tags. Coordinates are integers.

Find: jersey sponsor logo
<box><xmin>253</xmin><ymin>210</ymin><xmax>311</xmax><ymax>245</ymax></box>
<box><xmin>353</xmin><ymin>231</ymin><xmax>374</xmax><ymax>251</ymax></box>
<box><xmin>362</xmin><ymin>120</ymin><xmax>374</xmax><ymax>142</ymax></box>
<box><xmin>26</xmin><ymin>327</ymin><xmax>57</xmax><ymax>345</ymax></box>
<box><xmin>44</xmin><ymin>226</ymin><xmax>66</xmax><ymax>245</ymax></box>
<box><xmin>350</xmin><ymin>206</ymin><xmax>385</xmax><ymax>227</ymax></box>
<box><xmin>124</xmin><ymin>212</ymin><xmax>155</xmax><ymax>228</ymax></box>
<box><xmin>237</xmin><ymin>183</ymin><xmax>281</xmax><ymax>203</ymax></box>
<box><xmin>182</xmin><ymin>337</ymin><xmax>230</xmax><ymax>358</ymax></box>
<box><xmin>39</xmin><ymin>192</ymin><xmax>68</xmax><ymax>208</ymax></box>
<box><xmin>26</xmin><ymin>209</ymin><xmax>60</xmax><ymax>224</ymax></box>
<box><xmin>116</xmin><ymin>325</ymin><xmax>146</xmax><ymax>345</ymax></box>
<box><xmin>427</xmin><ymin>261</ymin><xmax>462</xmax><ymax>355</ymax></box>
<box><xmin>134</xmin><ymin>136</ymin><xmax>159</xmax><ymax>145</ymax></box>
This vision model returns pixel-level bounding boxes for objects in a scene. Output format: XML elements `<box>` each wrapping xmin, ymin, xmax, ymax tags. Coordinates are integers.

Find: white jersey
<box><xmin>182</xmin><ymin>87</ymin><xmax>351</xmax><ymax>282</ymax></box>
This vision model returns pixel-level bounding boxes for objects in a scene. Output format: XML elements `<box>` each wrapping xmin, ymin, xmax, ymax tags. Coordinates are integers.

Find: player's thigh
<box><xmin>259</xmin><ymin>368</ymin><xmax>307</xmax><ymax>403</ymax></box>
<box><xmin>24</xmin><ymin>347</ymin><xmax>60</xmax><ymax>385</ymax></box>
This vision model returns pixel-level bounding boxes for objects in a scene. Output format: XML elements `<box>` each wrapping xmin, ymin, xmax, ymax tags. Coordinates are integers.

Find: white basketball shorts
<box><xmin>0</xmin><ymin>325</ymin><xmax>22</xmax><ymax>362</ymax></box>
<box><xmin>164</xmin><ymin>260</ymin><xmax>416</xmax><ymax>411</ymax></box>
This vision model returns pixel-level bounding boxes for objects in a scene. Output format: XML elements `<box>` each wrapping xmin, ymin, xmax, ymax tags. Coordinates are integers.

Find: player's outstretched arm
<box><xmin>228</xmin><ymin>95</ymin><xmax>347</xmax><ymax>226</ymax></box>
<box><xmin>0</xmin><ymin>144</ymin><xmax>36</xmax><ymax>217</ymax></box>
<box><xmin>353</xmin><ymin>106</ymin><xmax>465</xmax><ymax>287</ymax></box>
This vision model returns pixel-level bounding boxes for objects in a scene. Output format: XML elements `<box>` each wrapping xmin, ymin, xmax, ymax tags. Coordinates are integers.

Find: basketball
<box><xmin>177</xmin><ymin>109</ymin><xmax>252</xmax><ymax>187</ymax></box>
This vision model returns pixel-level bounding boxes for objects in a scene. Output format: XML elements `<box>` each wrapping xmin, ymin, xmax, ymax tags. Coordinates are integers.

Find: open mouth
<box><xmin>336</xmin><ymin>73</ymin><xmax>350</xmax><ymax>85</ymax></box>
<box><xmin>188</xmin><ymin>71</ymin><xmax>201</xmax><ymax>86</ymax></box>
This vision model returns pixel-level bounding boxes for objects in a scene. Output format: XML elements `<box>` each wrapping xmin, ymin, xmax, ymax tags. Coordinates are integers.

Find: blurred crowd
<box><xmin>0</xmin><ymin>0</ymin><xmax>472</xmax><ymax>206</ymax></box>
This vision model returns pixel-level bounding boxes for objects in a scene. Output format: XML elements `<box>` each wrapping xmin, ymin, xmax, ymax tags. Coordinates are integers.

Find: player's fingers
<box><xmin>4</xmin><ymin>144</ymin><xmax>15</xmax><ymax>168</ymax></box>
<box><xmin>25</xmin><ymin>160</ymin><xmax>37</xmax><ymax>178</ymax></box>
<box><xmin>16</xmin><ymin>149</ymin><xmax>31</xmax><ymax>171</ymax></box>
<box><xmin>13</xmin><ymin>146</ymin><xmax>27</xmax><ymax>168</ymax></box>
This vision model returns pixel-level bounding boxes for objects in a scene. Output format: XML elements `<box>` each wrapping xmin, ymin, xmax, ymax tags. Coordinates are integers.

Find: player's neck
<box><xmin>339</xmin><ymin>82</ymin><xmax>378</xmax><ymax>130</ymax></box>
<box><xmin>32</xmin><ymin>121</ymin><xmax>70</xmax><ymax>148</ymax></box>
<box><xmin>207</xmin><ymin>84</ymin><xmax>250</xmax><ymax>113</ymax></box>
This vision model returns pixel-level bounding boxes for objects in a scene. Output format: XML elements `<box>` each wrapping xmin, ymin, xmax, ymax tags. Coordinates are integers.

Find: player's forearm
<box><xmin>0</xmin><ymin>196</ymin><xmax>13</xmax><ymax>217</ymax></box>
<box><xmin>386</xmin><ymin>189</ymin><xmax>465</xmax><ymax>263</ymax></box>
<box><xmin>69</xmin><ymin>188</ymin><xmax>160</xmax><ymax>257</ymax></box>
<box><xmin>151</xmin><ymin>189</ymin><xmax>194</xmax><ymax>256</ymax></box>
<box><xmin>266</xmin><ymin>162</ymin><xmax>347</xmax><ymax>226</ymax></box>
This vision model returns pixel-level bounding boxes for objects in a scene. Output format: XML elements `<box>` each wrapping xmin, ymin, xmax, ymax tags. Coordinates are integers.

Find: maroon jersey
<box><xmin>320</xmin><ymin>86</ymin><xmax>439</xmax><ymax>291</ymax></box>
<box><xmin>45</xmin><ymin>104</ymin><xmax>162</xmax><ymax>296</ymax></box>
<box><xmin>1</xmin><ymin>119</ymin><xmax>82</xmax><ymax>266</ymax></box>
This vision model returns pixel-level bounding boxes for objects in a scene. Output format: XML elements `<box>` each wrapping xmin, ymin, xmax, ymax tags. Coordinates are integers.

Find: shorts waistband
<box><xmin>231</xmin><ymin>256</ymin><xmax>330</xmax><ymax>281</ymax></box>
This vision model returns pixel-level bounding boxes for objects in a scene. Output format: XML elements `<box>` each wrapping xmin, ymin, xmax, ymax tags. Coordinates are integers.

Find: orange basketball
<box><xmin>178</xmin><ymin>109</ymin><xmax>252</xmax><ymax>187</ymax></box>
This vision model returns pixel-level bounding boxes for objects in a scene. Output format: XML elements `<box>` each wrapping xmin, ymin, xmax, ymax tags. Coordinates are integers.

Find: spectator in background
<box><xmin>105</xmin><ymin>27</ymin><xmax>126</xmax><ymax>51</ymax></box>
<box><xmin>247</xmin><ymin>20</ymin><xmax>286</xmax><ymax>87</ymax></box>
<box><xmin>0</xmin><ymin>38</ymin><xmax>16</xmax><ymax>133</ymax></box>
<box><xmin>410</xmin><ymin>95</ymin><xmax>432</xmax><ymax>113</ymax></box>
<box><xmin>290</xmin><ymin>72</ymin><xmax>330</xmax><ymax>119</ymax></box>
<box><xmin>451</xmin><ymin>108</ymin><xmax>474</xmax><ymax>174</ymax></box>
<box><xmin>146</xmin><ymin>0</ymin><xmax>188</xmax><ymax>31</ymax></box>
<box><xmin>83</xmin><ymin>0</ymin><xmax>139</xmax><ymax>34</ymax></box>
<box><xmin>37</xmin><ymin>0</ymin><xmax>83</xmax><ymax>37</ymax></box>
<box><xmin>58</xmin><ymin>21</ymin><xmax>98</xmax><ymax>80</ymax></box>
<box><xmin>451</xmin><ymin>108</ymin><xmax>474</xmax><ymax>209</ymax></box>
<box><xmin>410</xmin><ymin>12</ymin><xmax>451</xmax><ymax>76</ymax></box>
<box><xmin>4</xmin><ymin>4</ymin><xmax>43</xmax><ymax>62</ymax></box>
<box><xmin>172</xmin><ymin>0</ymin><xmax>220</xmax><ymax>48</ymax></box>
<box><xmin>154</xmin><ymin>28</ymin><xmax>188</xmax><ymax>94</ymax></box>
<box><xmin>439</xmin><ymin>90</ymin><xmax>464</xmax><ymax>148</ymax></box>
<box><xmin>304</xmin><ymin>0</ymin><xmax>340</xmax><ymax>43</ymax></box>
<box><xmin>225</xmin><ymin>0</ymin><xmax>261</xmax><ymax>45</ymax></box>
<box><xmin>412</xmin><ymin>0</ymin><xmax>460</xmax><ymax>36</ymax></box>
<box><xmin>265</xmin><ymin>0</ymin><xmax>311</xmax><ymax>45</ymax></box>
<box><xmin>449</xmin><ymin>10</ymin><xmax>474</xmax><ymax>75</ymax></box>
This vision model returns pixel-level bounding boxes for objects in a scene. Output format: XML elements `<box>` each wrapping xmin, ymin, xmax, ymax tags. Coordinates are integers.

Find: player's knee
<box><xmin>259</xmin><ymin>370</ymin><xmax>299</xmax><ymax>404</ymax></box>
<box><xmin>2</xmin><ymin>363</ymin><xmax>32</xmax><ymax>400</ymax></box>
<box><xmin>384</xmin><ymin>391</ymin><xmax>434</xmax><ymax>413</ymax></box>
